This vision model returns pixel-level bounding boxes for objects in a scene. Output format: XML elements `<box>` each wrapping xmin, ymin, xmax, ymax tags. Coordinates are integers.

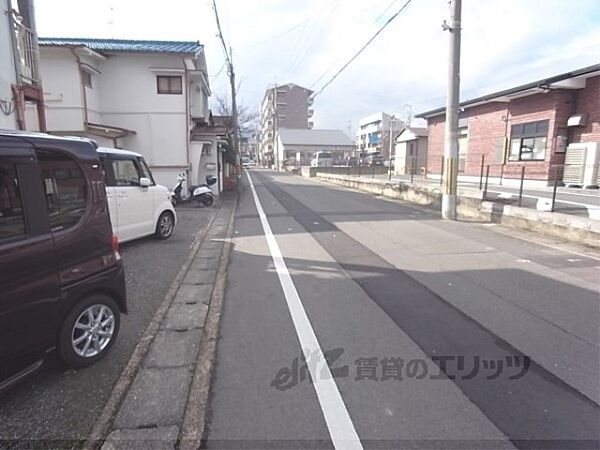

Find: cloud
<box><xmin>35</xmin><ymin>0</ymin><xmax>600</xmax><ymax>131</ymax></box>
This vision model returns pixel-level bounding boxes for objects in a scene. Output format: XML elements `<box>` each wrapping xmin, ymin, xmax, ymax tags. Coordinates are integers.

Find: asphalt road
<box><xmin>206</xmin><ymin>169</ymin><xmax>599</xmax><ymax>449</ymax></box>
<box><xmin>0</xmin><ymin>207</ymin><xmax>211</xmax><ymax>448</ymax></box>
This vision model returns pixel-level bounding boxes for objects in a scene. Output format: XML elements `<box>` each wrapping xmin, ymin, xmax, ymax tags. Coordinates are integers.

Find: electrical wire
<box><xmin>374</xmin><ymin>0</ymin><xmax>402</xmax><ymax>23</ymax></box>
<box><xmin>308</xmin><ymin>0</ymin><xmax>400</xmax><ymax>90</ymax></box>
<box><xmin>239</xmin><ymin>17</ymin><xmax>312</xmax><ymax>49</ymax></box>
<box><xmin>313</xmin><ymin>0</ymin><xmax>413</xmax><ymax>98</ymax></box>
<box><xmin>210</xmin><ymin>61</ymin><xmax>227</xmax><ymax>79</ymax></box>
<box><xmin>286</xmin><ymin>0</ymin><xmax>341</xmax><ymax>79</ymax></box>
<box><xmin>212</xmin><ymin>0</ymin><xmax>232</xmax><ymax>69</ymax></box>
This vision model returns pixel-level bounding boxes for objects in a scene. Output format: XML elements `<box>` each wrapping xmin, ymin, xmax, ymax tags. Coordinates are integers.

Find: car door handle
<box><xmin>117</xmin><ymin>193</ymin><xmax>128</xmax><ymax>198</ymax></box>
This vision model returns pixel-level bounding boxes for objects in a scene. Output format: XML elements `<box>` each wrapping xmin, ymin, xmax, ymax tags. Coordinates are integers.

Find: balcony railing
<box><xmin>12</xmin><ymin>12</ymin><xmax>39</xmax><ymax>85</ymax></box>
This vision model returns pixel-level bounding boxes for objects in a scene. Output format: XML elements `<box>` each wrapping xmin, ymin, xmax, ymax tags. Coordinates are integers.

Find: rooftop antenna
<box><xmin>107</xmin><ymin>3</ymin><xmax>115</xmax><ymax>38</ymax></box>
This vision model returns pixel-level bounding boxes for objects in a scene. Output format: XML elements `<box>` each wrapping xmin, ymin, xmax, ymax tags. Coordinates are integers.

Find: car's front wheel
<box><xmin>58</xmin><ymin>294</ymin><xmax>121</xmax><ymax>368</ymax></box>
<box><xmin>155</xmin><ymin>211</ymin><xmax>174</xmax><ymax>239</ymax></box>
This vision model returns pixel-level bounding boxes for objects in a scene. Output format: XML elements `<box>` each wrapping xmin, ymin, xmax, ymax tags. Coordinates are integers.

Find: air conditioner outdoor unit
<box><xmin>563</xmin><ymin>142</ymin><xmax>600</xmax><ymax>188</ymax></box>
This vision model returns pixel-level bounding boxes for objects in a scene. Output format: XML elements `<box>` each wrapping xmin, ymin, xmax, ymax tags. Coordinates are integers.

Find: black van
<box><xmin>0</xmin><ymin>131</ymin><xmax>126</xmax><ymax>393</ymax></box>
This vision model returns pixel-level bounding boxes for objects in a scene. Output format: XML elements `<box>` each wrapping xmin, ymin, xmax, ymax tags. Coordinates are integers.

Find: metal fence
<box><xmin>479</xmin><ymin>162</ymin><xmax>599</xmax><ymax>212</ymax></box>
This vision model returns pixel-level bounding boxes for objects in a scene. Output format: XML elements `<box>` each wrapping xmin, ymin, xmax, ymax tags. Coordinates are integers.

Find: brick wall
<box><xmin>425</xmin><ymin>75</ymin><xmax>599</xmax><ymax>182</ymax></box>
<box><xmin>572</xmin><ymin>75</ymin><xmax>600</xmax><ymax>144</ymax></box>
<box><xmin>425</xmin><ymin>114</ymin><xmax>445</xmax><ymax>174</ymax></box>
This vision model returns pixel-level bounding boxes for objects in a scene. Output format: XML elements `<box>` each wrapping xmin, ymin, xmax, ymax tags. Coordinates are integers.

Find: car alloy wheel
<box><xmin>71</xmin><ymin>304</ymin><xmax>116</xmax><ymax>358</ymax></box>
<box><xmin>159</xmin><ymin>213</ymin><xmax>173</xmax><ymax>237</ymax></box>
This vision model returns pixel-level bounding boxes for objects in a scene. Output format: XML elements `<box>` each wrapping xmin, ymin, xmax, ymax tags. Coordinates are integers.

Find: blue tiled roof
<box><xmin>38</xmin><ymin>37</ymin><xmax>202</xmax><ymax>55</ymax></box>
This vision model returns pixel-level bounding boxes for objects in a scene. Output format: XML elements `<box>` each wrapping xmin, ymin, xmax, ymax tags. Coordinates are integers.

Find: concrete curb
<box><xmin>314</xmin><ymin>173</ymin><xmax>600</xmax><ymax>248</ymax></box>
<box><xmin>178</xmin><ymin>192</ymin><xmax>238</xmax><ymax>449</ymax></box>
<box><xmin>83</xmin><ymin>203</ymin><xmax>220</xmax><ymax>450</ymax></box>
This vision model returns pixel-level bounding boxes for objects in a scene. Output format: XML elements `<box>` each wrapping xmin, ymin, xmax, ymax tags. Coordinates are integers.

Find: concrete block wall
<box><xmin>312</xmin><ymin>172</ymin><xmax>600</xmax><ymax>248</ymax></box>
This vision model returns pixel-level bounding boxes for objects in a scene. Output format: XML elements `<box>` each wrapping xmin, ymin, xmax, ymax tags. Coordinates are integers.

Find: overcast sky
<box><xmin>35</xmin><ymin>0</ymin><xmax>600</xmax><ymax>133</ymax></box>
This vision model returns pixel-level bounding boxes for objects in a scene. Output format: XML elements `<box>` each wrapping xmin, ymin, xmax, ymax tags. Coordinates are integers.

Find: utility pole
<box><xmin>388</xmin><ymin>115</ymin><xmax>395</xmax><ymax>180</ymax></box>
<box><xmin>273</xmin><ymin>84</ymin><xmax>278</xmax><ymax>171</ymax></box>
<box><xmin>441</xmin><ymin>0</ymin><xmax>461</xmax><ymax>220</ymax></box>
<box><xmin>229</xmin><ymin>46</ymin><xmax>239</xmax><ymax>157</ymax></box>
<box><xmin>212</xmin><ymin>0</ymin><xmax>238</xmax><ymax>156</ymax></box>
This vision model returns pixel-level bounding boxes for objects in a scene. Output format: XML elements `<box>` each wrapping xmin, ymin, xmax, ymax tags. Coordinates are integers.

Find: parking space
<box><xmin>0</xmin><ymin>207</ymin><xmax>213</xmax><ymax>447</ymax></box>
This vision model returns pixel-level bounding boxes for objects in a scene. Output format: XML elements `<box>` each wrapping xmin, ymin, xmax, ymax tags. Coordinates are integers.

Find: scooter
<box><xmin>171</xmin><ymin>173</ymin><xmax>217</xmax><ymax>207</ymax></box>
<box><xmin>170</xmin><ymin>173</ymin><xmax>186</xmax><ymax>206</ymax></box>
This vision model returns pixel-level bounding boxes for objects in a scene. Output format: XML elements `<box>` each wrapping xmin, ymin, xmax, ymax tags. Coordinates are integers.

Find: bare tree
<box><xmin>213</xmin><ymin>92</ymin><xmax>259</xmax><ymax>134</ymax></box>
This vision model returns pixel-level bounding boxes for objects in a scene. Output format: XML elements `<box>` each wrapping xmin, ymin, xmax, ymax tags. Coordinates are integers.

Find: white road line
<box><xmin>246</xmin><ymin>172</ymin><xmax>363</xmax><ymax>450</ymax></box>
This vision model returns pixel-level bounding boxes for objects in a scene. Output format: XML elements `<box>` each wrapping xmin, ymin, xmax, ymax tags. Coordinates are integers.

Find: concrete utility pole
<box><xmin>388</xmin><ymin>115</ymin><xmax>395</xmax><ymax>180</ymax></box>
<box><xmin>441</xmin><ymin>0</ymin><xmax>461</xmax><ymax>220</ymax></box>
<box><xmin>229</xmin><ymin>47</ymin><xmax>239</xmax><ymax>157</ymax></box>
<box><xmin>273</xmin><ymin>84</ymin><xmax>278</xmax><ymax>171</ymax></box>
<box><xmin>212</xmin><ymin>0</ymin><xmax>239</xmax><ymax>156</ymax></box>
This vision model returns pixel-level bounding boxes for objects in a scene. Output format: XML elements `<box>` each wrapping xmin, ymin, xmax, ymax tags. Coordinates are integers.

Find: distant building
<box><xmin>417</xmin><ymin>64</ymin><xmax>600</xmax><ymax>187</ymax></box>
<box><xmin>277</xmin><ymin>128</ymin><xmax>355</xmax><ymax>166</ymax></box>
<box><xmin>259</xmin><ymin>83</ymin><xmax>313</xmax><ymax>169</ymax></box>
<box><xmin>356</xmin><ymin>112</ymin><xmax>403</xmax><ymax>159</ymax></box>
<box><xmin>394</xmin><ymin>127</ymin><xmax>428</xmax><ymax>175</ymax></box>
<box><xmin>1</xmin><ymin>0</ymin><xmax>45</xmax><ymax>131</ymax></box>
<box><xmin>33</xmin><ymin>37</ymin><xmax>227</xmax><ymax>192</ymax></box>
<box><xmin>240</xmin><ymin>130</ymin><xmax>257</xmax><ymax>160</ymax></box>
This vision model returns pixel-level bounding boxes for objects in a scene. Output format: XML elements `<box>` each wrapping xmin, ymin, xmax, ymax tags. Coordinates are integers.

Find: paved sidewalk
<box><xmin>93</xmin><ymin>193</ymin><xmax>237</xmax><ymax>450</ymax></box>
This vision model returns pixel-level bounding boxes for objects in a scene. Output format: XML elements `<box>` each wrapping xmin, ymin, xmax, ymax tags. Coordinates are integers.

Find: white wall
<box><xmin>98</xmin><ymin>54</ymin><xmax>189</xmax><ymax>183</ymax></box>
<box><xmin>38</xmin><ymin>48</ymin><xmax>214</xmax><ymax>188</ymax></box>
<box><xmin>38</xmin><ymin>47</ymin><xmax>85</xmax><ymax>131</ymax></box>
<box><xmin>0</xmin><ymin>0</ymin><xmax>18</xmax><ymax>130</ymax></box>
<box><xmin>191</xmin><ymin>140</ymin><xmax>220</xmax><ymax>195</ymax></box>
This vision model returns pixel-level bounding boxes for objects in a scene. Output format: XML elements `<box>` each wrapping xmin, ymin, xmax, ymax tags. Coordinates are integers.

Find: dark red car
<box><xmin>0</xmin><ymin>131</ymin><xmax>126</xmax><ymax>393</ymax></box>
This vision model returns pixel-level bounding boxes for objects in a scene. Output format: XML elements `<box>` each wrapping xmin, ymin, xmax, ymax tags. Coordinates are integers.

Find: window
<box><xmin>81</xmin><ymin>70</ymin><xmax>93</xmax><ymax>89</ymax></box>
<box><xmin>38</xmin><ymin>150</ymin><xmax>87</xmax><ymax>232</ymax></box>
<box><xmin>137</xmin><ymin>158</ymin><xmax>155</xmax><ymax>185</ymax></box>
<box><xmin>0</xmin><ymin>161</ymin><xmax>26</xmax><ymax>240</ymax></box>
<box><xmin>111</xmin><ymin>158</ymin><xmax>141</xmax><ymax>186</ymax></box>
<box><xmin>509</xmin><ymin>120</ymin><xmax>548</xmax><ymax>161</ymax></box>
<box><xmin>156</xmin><ymin>75</ymin><xmax>182</xmax><ymax>94</ymax></box>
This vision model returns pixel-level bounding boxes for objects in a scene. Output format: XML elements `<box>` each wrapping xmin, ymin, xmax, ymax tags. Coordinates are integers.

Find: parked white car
<box><xmin>310</xmin><ymin>151</ymin><xmax>333</xmax><ymax>167</ymax></box>
<box><xmin>97</xmin><ymin>147</ymin><xmax>176</xmax><ymax>243</ymax></box>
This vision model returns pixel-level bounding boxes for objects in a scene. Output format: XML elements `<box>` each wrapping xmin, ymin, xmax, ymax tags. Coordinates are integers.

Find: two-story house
<box><xmin>33</xmin><ymin>37</ymin><xmax>226</xmax><ymax>191</ymax></box>
<box><xmin>1</xmin><ymin>0</ymin><xmax>45</xmax><ymax>131</ymax></box>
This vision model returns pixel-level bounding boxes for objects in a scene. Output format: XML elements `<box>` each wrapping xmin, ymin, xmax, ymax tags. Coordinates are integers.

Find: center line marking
<box><xmin>246</xmin><ymin>172</ymin><xmax>363</xmax><ymax>450</ymax></box>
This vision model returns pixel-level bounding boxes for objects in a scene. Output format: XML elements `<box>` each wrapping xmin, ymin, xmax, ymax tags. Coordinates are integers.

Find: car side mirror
<box><xmin>139</xmin><ymin>177</ymin><xmax>151</xmax><ymax>188</ymax></box>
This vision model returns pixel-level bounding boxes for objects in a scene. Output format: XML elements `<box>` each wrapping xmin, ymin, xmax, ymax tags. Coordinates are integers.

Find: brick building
<box><xmin>417</xmin><ymin>64</ymin><xmax>600</xmax><ymax>186</ymax></box>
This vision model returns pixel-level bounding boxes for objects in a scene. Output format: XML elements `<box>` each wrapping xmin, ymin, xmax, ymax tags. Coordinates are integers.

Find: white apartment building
<box><xmin>32</xmin><ymin>37</ymin><xmax>226</xmax><ymax>192</ymax></box>
<box><xmin>356</xmin><ymin>112</ymin><xmax>403</xmax><ymax>159</ymax></box>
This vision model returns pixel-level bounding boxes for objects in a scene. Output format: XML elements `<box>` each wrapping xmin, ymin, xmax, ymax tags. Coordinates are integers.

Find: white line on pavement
<box><xmin>246</xmin><ymin>172</ymin><xmax>363</xmax><ymax>450</ymax></box>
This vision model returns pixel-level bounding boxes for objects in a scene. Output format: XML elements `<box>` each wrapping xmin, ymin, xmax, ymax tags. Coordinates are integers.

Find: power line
<box><xmin>211</xmin><ymin>0</ymin><xmax>239</xmax><ymax>152</ymax></box>
<box><xmin>374</xmin><ymin>0</ymin><xmax>402</xmax><ymax>22</ymax></box>
<box><xmin>313</xmin><ymin>0</ymin><xmax>413</xmax><ymax>98</ymax></box>
<box><xmin>286</xmin><ymin>0</ymin><xmax>341</xmax><ymax>79</ymax></box>
<box><xmin>280</xmin><ymin>0</ymin><xmax>327</xmax><ymax>80</ymax></box>
<box><xmin>212</xmin><ymin>0</ymin><xmax>232</xmax><ymax>68</ymax></box>
<box><xmin>239</xmin><ymin>17</ymin><xmax>312</xmax><ymax>49</ymax></box>
<box><xmin>308</xmin><ymin>0</ymin><xmax>401</xmax><ymax>90</ymax></box>
<box><xmin>210</xmin><ymin>60</ymin><xmax>227</xmax><ymax>79</ymax></box>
